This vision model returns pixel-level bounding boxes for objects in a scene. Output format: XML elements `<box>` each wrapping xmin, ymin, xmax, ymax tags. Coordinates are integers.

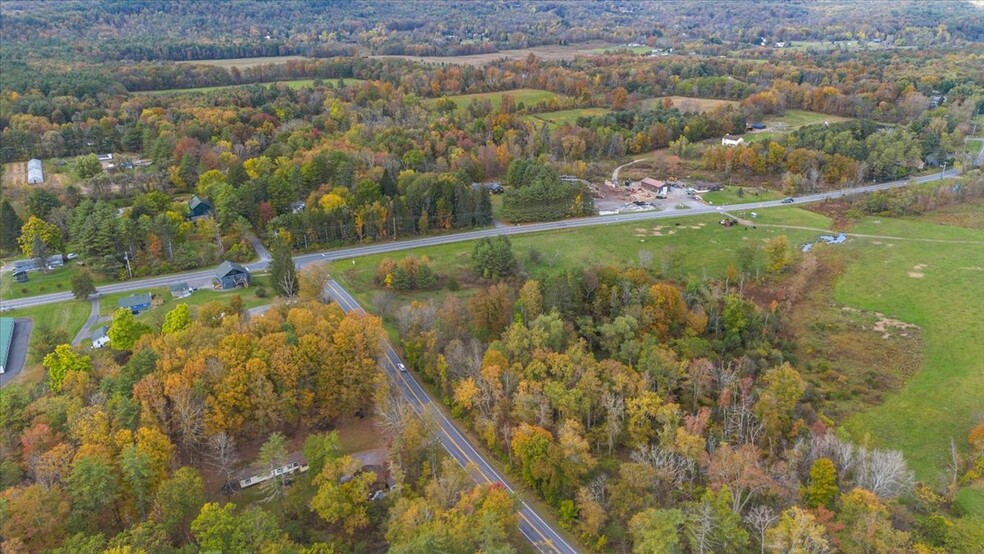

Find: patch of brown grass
<box><xmin>784</xmin><ymin>248</ymin><xmax>922</xmax><ymax>420</ymax></box>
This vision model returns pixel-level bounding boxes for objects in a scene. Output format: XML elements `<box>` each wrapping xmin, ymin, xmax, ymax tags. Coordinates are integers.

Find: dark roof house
<box><xmin>188</xmin><ymin>195</ymin><xmax>213</xmax><ymax>219</ymax></box>
<box><xmin>13</xmin><ymin>269</ymin><xmax>28</xmax><ymax>283</ymax></box>
<box><xmin>118</xmin><ymin>293</ymin><xmax>152</xmax><ymax>313</ymax></box>
<box><xmin>215</xmin><ymin>261</ymin><xmax>250</xmax><ymax>289</ymax></box>
<box><xmin>169</xmin><ymin>282</ymin><xmax>192</xmax><ymax>298</ymax></box>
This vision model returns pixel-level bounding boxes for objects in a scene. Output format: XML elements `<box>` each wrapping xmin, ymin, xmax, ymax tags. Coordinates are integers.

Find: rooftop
<box><xmin>118</xmin><ymin>293</ymin><xmax>152</xmax><ymax>309</ymax></box>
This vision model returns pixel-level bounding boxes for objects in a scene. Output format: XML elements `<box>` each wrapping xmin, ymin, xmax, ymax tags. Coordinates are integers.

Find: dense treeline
<box><xmin>0</xmin><ymin>294</ymin><xmax>527</xmax><ymax>551</ymax></box>
<box><xmin>383</xmin><ymin>238</ymin><xmax>984</xmax><ymax>552</ymax></box>
<box><xmin>2</xmin><ymin>0</ymin><xmax>979</xmax><ymax>67</ymax></box>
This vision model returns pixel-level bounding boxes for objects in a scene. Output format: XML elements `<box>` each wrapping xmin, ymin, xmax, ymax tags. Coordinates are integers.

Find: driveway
<box><xmin>0</xmin><ymin>318</ymin><xmax>33</xmax><ymax>387</ymax></box>
<box><xmin>71</xmin><ymin>297</ymin><xmax>101</xmax><ymax>347</ymax></box>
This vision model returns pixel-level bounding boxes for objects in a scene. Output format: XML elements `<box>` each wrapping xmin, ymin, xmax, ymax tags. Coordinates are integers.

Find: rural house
<box><xmin>215</xmin><ymin>261</ymin><xmax>249</xmax><ymax>289</ymax></box>
<box><xmin>169</xmin><ymin>282</ymin><xmax>192</xmax><ymax>299</ymax></box>
<box><xmin>118</xmin><ymin>293</ymin><xmax>152</xmax><ymax>314</ymax></box>
<box><xmin>27</xmin><ymin>159</ymin><xmax>43</xmax><ymax>184</ymax></box>
<box><xmin>721</xmin><ymin>134</ymin><xmax>744</xmax><ymax>146</ymax></box>
<box><xmin>238</xmin><ymin>452</ymin><xmax>309</xmax><ymax>489</ymax></box>
<box><xmin>12</xmin><ymin>269</ymin><xmax>28</xmax><ymax>283</ymax></box>
<box><xmin>91</xmin><ymin>326</ymin><xmax>110</xmax><ymax>349</ymax></box>
<box><xmin>188</xmin><ymin>195</ymin><xmax>212</xmax><ymax>219</ymax></box>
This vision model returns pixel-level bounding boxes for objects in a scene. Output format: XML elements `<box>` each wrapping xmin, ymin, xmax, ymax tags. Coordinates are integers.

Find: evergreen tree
<box><xmin>0</xmin><ymin>199</ymin><xmax>23</xmax><ymax>253</ymax></box>
<box><xmin>269</xmin><ymin>239</ymin><xmax>298</xmax><ymax>298</ymax></box>
<box><xmin>27</xmin><ymin>189</ymin><xmax>61</xmax><ymax>220</ymax></box>
<box><xmin>474</xmin><ymin>186</ymin><xmax>494</xmax><ymax>226</ymax></box>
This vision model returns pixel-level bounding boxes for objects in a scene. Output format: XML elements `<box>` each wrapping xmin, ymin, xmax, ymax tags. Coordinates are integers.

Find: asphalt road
<box><xmin>1</xmin><ymin>168</ymin><xmax>959</xmax><ymax>311</ymax></box>
<box><xmin>324</xmin><ymin>279</ymin><xmax>578</xmax><ymax>554</ymax></box>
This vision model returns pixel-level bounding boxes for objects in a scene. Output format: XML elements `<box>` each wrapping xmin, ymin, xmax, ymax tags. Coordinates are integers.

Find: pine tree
<box><xmin>474</xmin><ymin>186</ymin><xmax>494</xmax><ymax>226</ymax></box>
<box><xmin>0</xmin><ymin>199</ymin><xmax>23</xmax><ymax>253</ymax></box>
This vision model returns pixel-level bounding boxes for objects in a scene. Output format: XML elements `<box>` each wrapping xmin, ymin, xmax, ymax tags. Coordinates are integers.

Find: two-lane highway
<box><xmin>324</xmin><ymin>279</ymin><xmax>578</xmax><ymax>553</ymax></box>
<box><xmin>1</xmin><ymin>168</ymin><xmax>959</xmax><ymax>311</ymax></box>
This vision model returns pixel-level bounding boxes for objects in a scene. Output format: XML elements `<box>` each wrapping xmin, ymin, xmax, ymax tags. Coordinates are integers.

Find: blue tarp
<box><xmin>802</xmin><ymin>232</ymin><xmax>847</xmax><ymax>252</ymax></box>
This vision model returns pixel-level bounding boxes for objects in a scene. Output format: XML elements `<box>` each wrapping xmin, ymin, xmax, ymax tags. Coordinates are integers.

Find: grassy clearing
<box><xmin>587</xmin><ymin>45</ymin><xmax>651</xmax><ymax>55</ymax></box>
<box><xmin>337</xmin><ymin>207</ymin><xmax>828</xmax><ymax>307</ymax></box>
<box><xmin>955</xmin><ymin>486</ymin><xmax>984</xmax><ymax>519</ymax></box>
<box><xmin>527</xmin><ymin>107</ymin><xmax>610</xmax><ymax>126</ymax></box>
<box><xmin>640</xmin><ymin>96</ymin><xmax>739</xmax><ymax>113</ymax></box>
<box><xmin>966</xmin><ymin>139</ymin><xmax>982</xmax><ymax>154</ymax></box>
<box><xmin>134</xmin><ymin>78</ymin><xmax>362</xmax><ymax>96</ymax></box>
<box><xmin>837</xmin><ymin>217</ymin><xmax>984</xmax><ymax>480</ymax></box>
<box><xmin>431</xmin><ymin>88</ymin><xmax>560</xmax><ymax>111</ymax></box>
<box><xmin>742</xmin><ymin>110</ymin><xmax>854</xmax><ymax>142</ymax></box>
<box><xmin>176</xmin><ymin>55</ymin><xmax>312</xmax><ymax>69</ymax></box>
<box><xmin>701</xmin><ymin>186</ymin><xmax>784</xmax><ymax>205</ymax></box>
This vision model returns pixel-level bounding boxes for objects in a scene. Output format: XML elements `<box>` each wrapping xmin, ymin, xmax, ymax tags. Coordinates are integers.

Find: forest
<box><xmin>1</xmin><ymin>1</ymin><xmax>983</xmax><ymax>553</ymax></box>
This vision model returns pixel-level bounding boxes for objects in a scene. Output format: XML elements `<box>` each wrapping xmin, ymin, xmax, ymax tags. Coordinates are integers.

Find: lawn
<box><xmin>133</xmin><ymin>78</ymin><xmax>361</xmax><ymax>96</ymax></box>
<box><xmin>640</xmin><ymin>96</ymin><xmax>739</xmax><ymax>114</ymax></box>
<box><xmin>701</xmin><ymin>186</ymin><xmax>784</xmax><ymax>205</ymax></box>
<box><xmin>965</xmin><ymin>139</ymin><xmax>982</xmax><ymax>154</ymax></box>
<box><xmin>99</xmin><ymin>280</ymin><xmax>272</xmax><ymax>321</ymax></box>
<box><xmin>0</xmin><ymin>264</ymin><xmax>93</xmax><ymax>299</ymax></box>
<box><xmin>527</xmin><ymin>107</ymin><xmax>610</xmax><ymax>127</ymax></box>
<box><xmin>837</xmin><ymin>216</ymin><xmax>984</xmax><ymax>480</ymax></box>
<box><xmin>5</xmin><ymin>301</ymin><xmax>92</xmax><ymax>385</ymax></box>
<box><xmin>431</xmin><ymin>88</ymin><xmax>560</xmax><ymax>111</ymax></box>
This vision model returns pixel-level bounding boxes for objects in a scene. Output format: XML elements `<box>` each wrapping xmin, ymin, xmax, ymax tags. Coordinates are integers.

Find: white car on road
<box><xmin>397</xmin><ymin>362</ymin><xmax>406</xmax><ymax>372</ymax></box>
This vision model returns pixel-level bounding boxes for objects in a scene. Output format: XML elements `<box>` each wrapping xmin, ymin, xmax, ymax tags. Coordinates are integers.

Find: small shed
<box><xmin>118</xmin><ymin>293</ymin><xmax>152</xmax><ymax>314</ymax></box>
<box><xmin>27</xmin><ymin>159</ymin><xmax>43</xmax><ymax>184</ymax></box>
<box><xmin>215</xmin><ymin>261</ymin><xmax>250</xmax><ymax>289</ymax></box>
<box><xmin>12</xmin><ymin>269</ymin><xmax>28</xmax><ymax>283</ymax></box>
<box><xmin>169</xmin><ymin>282</ymin><xmax>192</xmax><ymax>299</ymax></box>
<box><xmin>188</xmin><ymin>195</ymin><xmax>212</xmax><ymax>219</ymax></box>
<box><xmin>640</xmin><ymin>177</ymin><xmax>666</xmax><ymax>191</ymax></box>
<box><xmin>91</xmin><ymin>326</ymin><xmax>110</xmax><ymax>349</ymax></box>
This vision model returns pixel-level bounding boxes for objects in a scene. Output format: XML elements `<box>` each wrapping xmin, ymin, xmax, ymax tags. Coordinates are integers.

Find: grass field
<box><xmin>431</xmin><ymin>88</ymin><xmax>560</xmax><ymax>111</ymax></box>
<box><xmin>965</xmin><ymin>139</ymin><xmax>982</xmax><ymax>154</ymax></box>
<box><xmin>743</xmin><ymin>110</ymin><xmax>853</xmax><ymax>142</ymax></box>
<box><xmin>640</xmin><ymin>96</ymin><xmax>739</xmax><ymax>114</ymax></box>
<box><xmin>701</xmin><ymin>186</ymin><xmax>784</xmax><ymax>205</ymax></box>
<box><xmin>177</xmin><ymin>55</ymin><xmax>312</xmax><ymax>69</ymax></box>
<box><xmin>527</xmin><ymin>107</ymin><xmax>610</xmax><ymax>126</ymax></box>
<box><xmin>837</xmin><ymin>216</ymin><xmax>984</xmax><ymax>481</ymax></box>
<box><xmin>587</xmin><ymin>45</ymin><xmax>651</xmax><ymax>55</ymax></box>
<box><xmin>337</xmin><ymin>207</ymin><xmax>827</xmax><ymax>307</ymax></box>
<box><xmin>134</xmin><ymin>78</ymin><xmax>362</xmax><ymax>96</ymax></box>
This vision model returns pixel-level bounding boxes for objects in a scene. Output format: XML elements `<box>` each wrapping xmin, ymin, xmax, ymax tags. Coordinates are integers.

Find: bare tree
<box><xmin>687</xmin><ymin>500</ymin><xmax>719</xmax><ymax>554</ymax></box>
<box><xmin>206</xmin><ymin>432</ymin><xmax>241</xmax><ymax>493</ymax></box>
<box><xmin>602</xmin><ymin>392</ymin><xmax>624</xmax><ymax>456</ymax></box>
<box><xmin>745</xmin><ymin>505</ymin><xmax>778</xmax><ymax>554</ymax></box>
<box><xmin>171</xmin><ymin>387</ymin><xmax>206</xmax><ymax>458</ymax></box>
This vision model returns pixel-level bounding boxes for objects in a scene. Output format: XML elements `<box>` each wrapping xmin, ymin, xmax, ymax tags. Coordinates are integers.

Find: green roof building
<box><xmin>0</xmin><ymin>317</ymin><xmax>15</xmax><ymax>374</ymax></box>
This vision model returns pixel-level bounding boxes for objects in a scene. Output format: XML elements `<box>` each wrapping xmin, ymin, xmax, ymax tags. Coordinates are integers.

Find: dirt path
<box><xmin>612</xmin><ymin>158</ymin><xmax>645</xmax><ymax>185</ymax></box>
<box><xmin>726</xmin><ymin>217</ymin><xmax>984</xmax><ymax>244</ymax></box>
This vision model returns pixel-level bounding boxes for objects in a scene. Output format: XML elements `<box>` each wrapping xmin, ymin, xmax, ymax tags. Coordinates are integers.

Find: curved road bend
<box><xmin>2</xmin><ymin>168</ymin><xmax>959</xmax><ymax>311</ymax></box>
<box><xmin>324</xmin><ymin>279</ymin><xmax>578</xmax><ymax>554</ymax></box>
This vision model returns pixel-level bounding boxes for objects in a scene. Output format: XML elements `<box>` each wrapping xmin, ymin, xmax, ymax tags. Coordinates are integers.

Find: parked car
<box><xmin>782</xmin><ymin>197</ymin><xmax>795</xmax><ymax>204</ymax></box>
<box><xmin>66</xmin><ymin>253</ymin><xmax>78</xmax><ymax>260</ymax></box>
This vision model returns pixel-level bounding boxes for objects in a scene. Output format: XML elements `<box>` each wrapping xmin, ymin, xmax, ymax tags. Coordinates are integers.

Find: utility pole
<box><xmin>941</xmin><ymin>161</ymin><xmax>947</xmax><ymax>180</ymax></box>
<box><xmin>124</xmin><ymin>250</ymin><xmax>133</xmax><ymax>279</ymax></box>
